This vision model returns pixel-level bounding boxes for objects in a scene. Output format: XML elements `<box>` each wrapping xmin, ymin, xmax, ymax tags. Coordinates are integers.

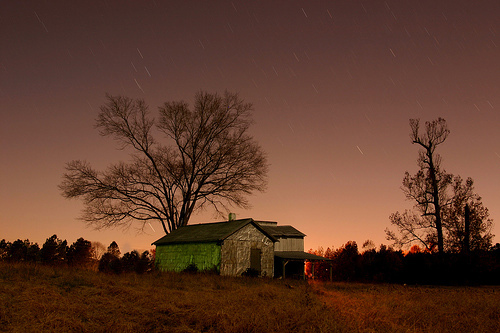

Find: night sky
<box><xmin>1</xmin><ymin>0</ymin><xmax>499</xmax><ymax>252</ymax></box>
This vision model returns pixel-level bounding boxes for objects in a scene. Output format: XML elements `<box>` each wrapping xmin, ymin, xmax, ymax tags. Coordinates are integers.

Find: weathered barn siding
<box><xmin>152</xmin><ymin>219</ymin><xmax>326</xmax><ymax>279</ymax></box>
<box><xmin>155</xmin><ymin>242</ymin><xmax>221</xmax><ymax>272</ymax></box>
<box><xmin>220</xmin><ymin>224</ymin><xmax>274</xmax><ymax>276</ymax></box>
<box><xmin>274</xmin><ymin>238</ymin><xmax>304</xmax><ymax>251</ymax></box>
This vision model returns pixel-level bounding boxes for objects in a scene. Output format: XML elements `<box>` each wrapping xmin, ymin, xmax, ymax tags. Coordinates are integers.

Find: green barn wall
<box><xmin>155</xmin><ymin>242</ymin><xmax>221</xmax><ymax>272</ymax></box>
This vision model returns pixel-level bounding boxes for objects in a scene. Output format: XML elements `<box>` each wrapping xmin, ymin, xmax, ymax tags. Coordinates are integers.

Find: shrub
<box><xmin>98</xmin><ymin>253</ymin><xmax>122</xmax><ymax>274</ymax></box>
<box><xmin>183</xmin><ymin>263</ymin><xmax>198</xmax><ymax>274</ymax></box>
<box><xmin>242</xmin><ymin>268</ymin><xmax>260</xmax><ymax>277</ymax></box>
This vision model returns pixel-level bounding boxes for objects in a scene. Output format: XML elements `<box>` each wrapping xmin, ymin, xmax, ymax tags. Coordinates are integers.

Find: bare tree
<box><xmin>442</xmin><ymin>176</ymin><xmax>493</xmax><ymax>252</ymax></box>
<box><xmin>386</xmin><ymin>118</ymin><xmax>493</xmax><ymax>253</ymax></box>
<box><xmin>91</xmin><ymin>241</ymin><xmax>106</xmax><ymax>261</ymax></box>
<box><xmin>60</xmin><ymin>91</ymin><xmax>268</xmax><ymax>234</ymax></box>
<box><xmin>387</xmin><ymin>118</ymin><xmax>451</xmax><ymax>254</ymax></box>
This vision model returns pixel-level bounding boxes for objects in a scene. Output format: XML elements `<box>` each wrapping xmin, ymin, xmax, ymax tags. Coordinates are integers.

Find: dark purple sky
<box><xmin>1</xmin><ymin>0</ymin><xmax>499</xmax><ymax>252</ymax></box>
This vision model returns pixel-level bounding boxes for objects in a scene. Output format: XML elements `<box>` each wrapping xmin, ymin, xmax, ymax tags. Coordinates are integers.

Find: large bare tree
<box><xmin>386</xmin><ymin>118</ymin><xmax>493</xmax><ymax>253</ymax></box>
<box><xmin>386</xmin><ymin>118</ymin><xmax>451</xmax><ymax>254</ymax></box>
<box><xmin>60</xmin><ymin>91</ymin><xmax>268</xmax><ymax>234</ymax></box>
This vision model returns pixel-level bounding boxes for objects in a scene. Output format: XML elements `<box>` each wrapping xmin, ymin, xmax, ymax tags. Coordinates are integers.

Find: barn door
<box><xmin>250</xmin><ymin>248</ymin><xmax>262</xmax><ymax>273</ymax></box>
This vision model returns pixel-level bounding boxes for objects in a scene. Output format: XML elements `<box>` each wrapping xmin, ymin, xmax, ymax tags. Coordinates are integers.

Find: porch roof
<box><xmin>274</xmin><ymin>251</ymin><xmax>330</xmax><ymax>261</ymax></box>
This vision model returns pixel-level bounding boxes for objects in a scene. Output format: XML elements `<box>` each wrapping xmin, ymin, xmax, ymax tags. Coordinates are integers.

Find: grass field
<box><xmin>1</xmin><ymin>263</ymin><xmax>499</xmax><ymax>332</ymax></box>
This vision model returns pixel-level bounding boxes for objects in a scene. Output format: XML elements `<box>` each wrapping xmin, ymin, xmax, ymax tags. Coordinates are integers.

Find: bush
<box><xmin>183</xmin><ymin>263</ymin><xmax>199</xmax><ymax>274</ymax></box>
<box><xmin>135</xmin><ymin>251</ymin><xmax>154</xmax><ymax>274</ymax></box>
<box><xmin>242</xmin><ymin>268</ymin><xmax>260</xmax><ymax>277</ymax></box>
<box><xmin>98</xmin><ymin>253</ymin><xmax>122</xmax><ymax>274</ymax></box>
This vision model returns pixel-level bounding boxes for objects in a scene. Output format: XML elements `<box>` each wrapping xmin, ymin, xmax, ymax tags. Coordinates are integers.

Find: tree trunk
<box><xmin>427</xmin><ymin>148</ymin><xmax>444</xmax><ymax>254</ymax></box>
<box><xmin>464</xmin><ymin>203</ymin><xmax>470</xmax><ymax>254</ymax></box>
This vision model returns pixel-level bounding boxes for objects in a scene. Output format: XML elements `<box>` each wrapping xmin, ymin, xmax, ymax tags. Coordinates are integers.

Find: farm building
<box><xmin>152</xmin><ymin>218</ymin><xmax>328</xmax><ymax>278</ymax></box>
<box><xmin>257</xmin><ymin>221</ymin><xmax>330</xmax><ymax>279</ymax></box>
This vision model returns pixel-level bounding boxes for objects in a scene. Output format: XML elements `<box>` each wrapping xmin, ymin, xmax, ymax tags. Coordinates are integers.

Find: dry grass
<box><xmin>314</xmin><ymin>282</ymin><xmax>500</xmax><ymax>332</ymax></box>
<box><xmin>1</xmin><ymin>263</ymin><xmax>499</xmax><ymax>332</ymax></box>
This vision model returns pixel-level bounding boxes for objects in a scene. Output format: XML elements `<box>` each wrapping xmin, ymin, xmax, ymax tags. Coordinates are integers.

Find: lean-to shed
<box><xmin>152</xmin><ymin>219</ymin><xmax>276</xmax><ymax>277</ymax></box>
<box><xmin>257</xmin><ymin>221</ymin><xmax>330</xmax><ymax>279</ymax></box>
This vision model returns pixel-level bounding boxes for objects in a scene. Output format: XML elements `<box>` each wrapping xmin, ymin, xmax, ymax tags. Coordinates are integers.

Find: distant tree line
<box><xmin>0</xmin><ymin>235</ymin><xmax>154</xmax><ymax>274</ymax></box>
<box><xmin>308</xmin><ymin>241</ymin><xmax>500</xmax><ymax>284</ymax></box>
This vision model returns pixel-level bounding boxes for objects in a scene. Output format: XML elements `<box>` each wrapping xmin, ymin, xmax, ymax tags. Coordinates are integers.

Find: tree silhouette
<box><xmin>387</xmin><ymin>118</ymin><xmax>494</xmax><ymax>254</ymax></box>
<box><xmin>60</xmin><ymin>91</ymin><xmax>268</xmax><ymax>234</ymax></box>
<box><xmin>332</xmin><ymin>241</ymin><xmax>360</xmax><ymax>281</ymax></box>
<box><xmin>107</xmin><ymin>241</ymin><xmax>121</xmax><ymax>257</ymax></box>
<box><xmin>98</xmin><ymin>241</ymin><xmax>122</xmax><ymax>273</ymax></box>
<box><xmin>121</xmin><ymin>250</ymin><xmax>140</xmax><ymax>272</ymax></box>
<box><xmin>5</xmin><ymin>239</ymin><xmax>39</xmax><ymax>262</ymax></box>
<box><xmin>0</xmin><ymin>240</ymin><xmax>8</xmax><ymax>260</ymax></box>
<box><xmin>40</xmin><ymin>235</ymin><xmax>67</xmax><ymax>265</ymax></box>
<box><xmin>442</xmin><ymin>176</ymin><xmax>493</xmax><ymax>252</ymax></box>
<box><xmin>400</xmin><ymin>118</ymin><xmax>450</xmax><ymax>254</ymax></box>
<box><xmin>91</xmin><ymin>241</ymin><xmax>106</xmax><ymax>261</ymax></box>
<box><xmin>67</xmin><ymin>237</ymin><xmax>93</xmax><ymax>267</ymax></box>
<box><xmin>136</xmin><ymin>251</ymin><xmax>154</xmax><ymax>273</ymax></box>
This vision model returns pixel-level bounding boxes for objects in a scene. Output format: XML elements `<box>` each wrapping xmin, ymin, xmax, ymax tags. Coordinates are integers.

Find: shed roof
<box><xmin>258</xmin><ymin>225</ymin><xmax>306</xmax><ymax>238</ymax></box>
<box><xmin>152</xmin><ymin>219</ymin><xmax>277</xmax><ymax>245</ymax></box>
<box><xmin>274</xmin><ymin>251</ymin><xmax>330</xmax><ymax>261</ymax></box>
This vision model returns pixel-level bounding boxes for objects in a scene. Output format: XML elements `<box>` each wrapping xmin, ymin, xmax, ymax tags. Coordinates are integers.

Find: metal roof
<box><xmin>152</xmin><ymin>219</ymin><xmax>277</xmax><ymax>245</ymax></box>
<box><xmin>274</xmin><ymin>251</ymin><xmax>330</xmax><ymax>261</ymax></box>
<box><xmin>258</xmin><ymin>225</ymin><xmax>306</xmax><ymax>238</ymax></box>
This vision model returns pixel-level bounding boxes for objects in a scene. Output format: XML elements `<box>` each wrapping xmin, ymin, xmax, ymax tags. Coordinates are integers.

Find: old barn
<box><xmin>152</xmin><ymin>218</ymin><xmax>328</xmax><ymax>278</ymax></box>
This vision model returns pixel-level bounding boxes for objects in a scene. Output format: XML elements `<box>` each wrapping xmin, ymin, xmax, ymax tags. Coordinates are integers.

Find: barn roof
<box><xmin>258</xmin><ymin>225</ymin><xmax>306</xmax><ymax>238</ymax></box>
<box><xmin>152</xmin><ymin>219</ymin><xmax>277</xmax><ymax>245</ymax></box>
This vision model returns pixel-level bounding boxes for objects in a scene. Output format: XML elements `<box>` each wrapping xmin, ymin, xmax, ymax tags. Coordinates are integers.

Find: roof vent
<box><xmin>228</xmin><ymin>213</ymin><xmax>236</xmax><ymax>221</ymax></box>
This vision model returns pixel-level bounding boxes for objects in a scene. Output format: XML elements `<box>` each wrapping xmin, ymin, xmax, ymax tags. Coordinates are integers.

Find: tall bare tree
<box><xmin>387</xmin><ymin>118</ymin><xmax>451</xmax><ymax>254</ymax></box>
<box><xmin>60</xmin><ymin>91</ymin><xmax>268</xmax><ymax>234</ymax></box>
<box><xmin>386</xmin><ymin>118</ymin><xmax>493</xmax><ymax>253</ymax></box>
